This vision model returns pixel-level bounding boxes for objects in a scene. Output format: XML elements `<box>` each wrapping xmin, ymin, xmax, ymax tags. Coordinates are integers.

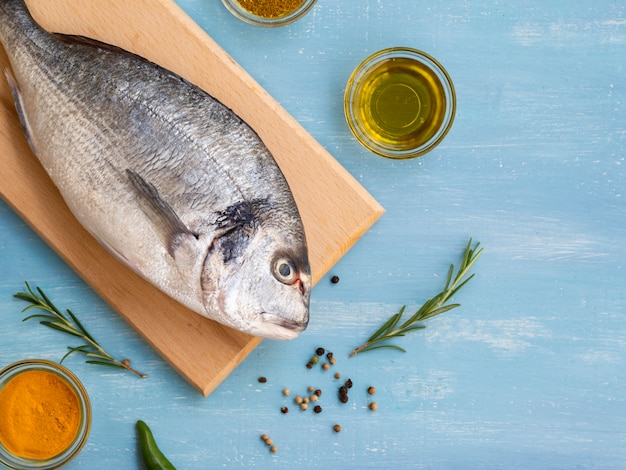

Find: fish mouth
<box><xmin>258</xmin><ymin>313</ymin><xmax>308</xmax><ymax>340</ymax></box>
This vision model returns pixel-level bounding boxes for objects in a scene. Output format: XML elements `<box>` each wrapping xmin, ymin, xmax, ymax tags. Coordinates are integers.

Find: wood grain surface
<box><xmin>0</xmin><ymin>0</ymin><xmax>383</xmax><ymax>396</ymax></box>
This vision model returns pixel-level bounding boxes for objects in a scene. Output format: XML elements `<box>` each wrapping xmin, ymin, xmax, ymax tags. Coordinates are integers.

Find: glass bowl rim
<box><xmin>0</xmin><ymin>359</ymin><xmax>92</xmax><ymax>470</ymax></box>
<box><xmin>344</xmin><ymin>46</ymin><xmax>456</xmax><ymax>159</ymax></box>
<box><xmin>221</xmin><ymin>0</ymin><xmax>318</xmax><ymax>27</ymax></box>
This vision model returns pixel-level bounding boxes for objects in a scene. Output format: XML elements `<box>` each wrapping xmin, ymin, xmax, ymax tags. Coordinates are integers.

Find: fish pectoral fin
<box><xmin>125</xmin><ymin>169</ymin><xmax>198</xmax><ymax>258</ymax></box>
<box><xmin>4</xmin><ymin>69</ymin><xmax>37</xmax><ymax>156</ymax></box>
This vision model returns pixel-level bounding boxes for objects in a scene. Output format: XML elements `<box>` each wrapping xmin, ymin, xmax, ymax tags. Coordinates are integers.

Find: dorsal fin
<box><xmin>52</xmin><ymin>33</ymin><xmax>137</xmax><ymax>56</ymax></box>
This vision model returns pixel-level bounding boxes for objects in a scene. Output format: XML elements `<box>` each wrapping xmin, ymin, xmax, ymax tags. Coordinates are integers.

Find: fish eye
<box><xmin>273</xmin><ymin>257</ymin><xmax>298</xmax><ymax>285</ymax></box>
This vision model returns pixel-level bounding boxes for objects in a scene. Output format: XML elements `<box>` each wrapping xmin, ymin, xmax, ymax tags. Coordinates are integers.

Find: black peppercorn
<box><xmin>331</xmin><ymin>275</ymin><xmax>340</xmax><ymax>284</ymax></box>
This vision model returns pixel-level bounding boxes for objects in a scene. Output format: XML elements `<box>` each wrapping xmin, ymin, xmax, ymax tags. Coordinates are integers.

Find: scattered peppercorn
<box><xmin>331</xmin><ymin>275</ymin><xmax>340</xmax><ymax>284</ymax></box>
<box><xmin>294</xmin><ymin>395</ymin><xmax>303</xmax><ymax>405</ymax></box>
<box><xmin>338</xmin><ymin>379</ymin><xmax>353</xmax><ymax>404</ymax></box>
<box><xmin>333</xmin><ymin>424</ymin><xmax>341</xmax><ymax>433</ymax></box>
<box><xmin>334</xmin><ymin>372</ymin><xmax>341</xmax><ymax>379</ymax></box>
<box><xmin>282</xmin><ymin>388</ymin><xmax>291</xmax><ymax>396</ymax></box>
<box><xmin>310</xmin><ymin>394</ymin><xmax>318</xmax><ymax>402</ymax></box>
<box><xmin>310</xmin><ymin>355</ymin><xmax>319</xmax><ymax>365</ymax></box>
<box><xmin>316</xmin><ymin>347</ymin><xmax>325</xmax><ymax>356</ymax></box>
<box><xmin>313</xmin><ymin>405</ymin><xmax>322</xmax><ymax>413</ymax></box>
<box><xmin>300</xmin><ymin>403</ymin><xmax>308</xmax><ymax>411</ymax></box>
<box><xmin>280</xmin><ymin>406</ymin><xmax>289</xmax><ymax>414</ymax></box>
<box><xmin>314</xmin><ymin>389</ymin><xmax>322</xmax><ymax>397</ymax></box>
<box><xmin>329</xmin><ymin>357</ymin><xmax>337</xmax><ymax>365</ymax></box>
<box><xmin>322</xmin><ymin>363</ymin><xmax>330</xmax><ymax>371</ymax></box>
<box><xmin>258</xmin><ymin>377</ymin><xmax>267</xmax><ymax>383</ymax></box>
<box><xmin>339</xmin><ymin>392</ymin><xmax>349</xmax><ymax>404</ymax></box>
<box><xmin>261</xmin><ymin>434</ymin><xmax>278</xmax><ymax>453</ymax></box>
<box><xmin>367</xmin><ymin>386</ymin><xmax>376</xmax><ymax>395</ymax></box>
<box><xmin>306</xmin><ymin>362</ymin><xmax>313</xmax><ymax>369</ymax></box>
<box><xmin>369</xmin><ymin>402</ymin><xmax>378</xmax><ymax>411</ymax></box>
<box><xmin>307</xmin><ymin>386</ymin><xmax>314</xmax><ymax>392</ymax></box>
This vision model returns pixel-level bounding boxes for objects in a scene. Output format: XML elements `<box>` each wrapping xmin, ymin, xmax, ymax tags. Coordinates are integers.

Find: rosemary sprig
<box><xmin>349</xmin><ymin>239</ymin><xmax>483</xmax><ymax>358</ymax></box>
<box><xmin>14</xmin><ymin>282</ymin><xmax>147</xmax><ymax>378</ymax></box>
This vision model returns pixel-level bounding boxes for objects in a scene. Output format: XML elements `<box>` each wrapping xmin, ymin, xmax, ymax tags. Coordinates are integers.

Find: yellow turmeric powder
<box><xmin>0</xmin><ymin>370</ymin><xmax>80</xmax><ymax>460</ymax></box>
<box><xmin>238</xmin><ymin>0</ymin><xmax>304</xmax><ymax>18</ymax></box>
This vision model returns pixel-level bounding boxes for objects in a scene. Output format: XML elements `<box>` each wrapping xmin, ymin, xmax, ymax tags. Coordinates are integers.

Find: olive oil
<box><xmin>355</xmin><ymin>57</ymin><xmax>446</xmax><ymax>151</ymax></box>
<box><xmin>345</xmin><ymin>48</ymin><xmax>455</xmax><ymax>159</ymax></box>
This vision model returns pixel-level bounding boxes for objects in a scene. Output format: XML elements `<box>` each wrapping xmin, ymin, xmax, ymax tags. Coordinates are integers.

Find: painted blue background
<box><xmin>1</xmin><ymin>0</ymin><xmax>625</xmax><ymax>468</ymax></box>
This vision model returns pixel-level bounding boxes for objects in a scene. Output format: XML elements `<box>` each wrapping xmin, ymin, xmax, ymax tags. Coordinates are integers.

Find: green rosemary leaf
<box><xmin>35</xmin><ymin>286</ymin><xmax>68</xmax><ymax>321</ymax></box>
<box><xmin>21</xmin><ymin>313</ymin><xmax>57</xmax><ymax>322</ymax></box>
<box><xmin>350</xmin><ymin>239</ymin><xmax>482</xmax><ymax>358</ymax></box>
<box><xmin>85</xmin><ymin>360</ymin><xmax>124</xmax><ymax>369</ymax></box>
<box><xmin>20</xmin><ymin>302</ymin><xmax>54</xmax><ymax>315</ymax></box>
<box><xmin>443</xmin><ymin>263</ymin><xmax>454</xmax><ymax>290</ymax></box>
<box><xmin>60</xmin><ymin>350</ymin><xmax>74</xmax><ymax>364</ymax></box>
<box><xmin>61</xmin><ymin>345</ymin><xmax>88</xmax><ymax>364</ymax></box>
<box><xmin>368</xmin><ymin>307</ymin><xmax>404</xmax><ymax>342</ymax></box>
<box><xmin>358</xmin><ymin>344</ymin><xmax>407</xmax><ymax>354</ymax></box>
<box><xmin>68</xmin><ymin>345</ymin><xmax>94</xmax><ymax>353</ymax></box>
<box><xmin>40</xmin><ymin>320</ymin><xmax>83</xmax><ymax>337</ymax></box>
<box><xmin>84</xmin><ymin>352</ymin><xmax>115</xmax><ymax>361</ymax></box>
<box><xmin>66</xmin><ymin>308</ymin><xmax>97</xmax><ymax>343</ymax></box>
<box><xmin>385</xmin><ymin>306</ymin><xmax>405</xmax><ymax>332</ymax></box>
<box><xmin>397</xmin><ymin>325</ymin><xmax>427</xmax><ymax>334</ymax></box>
<box><xmin>13</xmin><ymin>292</ymin><xmax>36</xmax><ymax>303</ymax></box>
<box><xmin>447</xmin><ymin>274</ymin><xmax>475</xmax><ymax>299</ymax></box>
<box><xmin>417</xmin><ymin>303</ymin><xmax>461</xmax><ymax>322</ymax></box>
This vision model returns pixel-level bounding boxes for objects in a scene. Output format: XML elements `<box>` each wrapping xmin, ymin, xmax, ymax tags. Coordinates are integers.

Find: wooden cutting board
<box><xmin>0</xmin><ymin>0</ymin><xmax>384</xmax><ymax>396</ymax></box>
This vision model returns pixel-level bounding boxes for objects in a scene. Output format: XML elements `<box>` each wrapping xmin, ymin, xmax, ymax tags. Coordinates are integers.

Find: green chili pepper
<box><xmin>136</xmin><ymin>420</ymin><xmax>176</xmax><ymax>470</ymax></box>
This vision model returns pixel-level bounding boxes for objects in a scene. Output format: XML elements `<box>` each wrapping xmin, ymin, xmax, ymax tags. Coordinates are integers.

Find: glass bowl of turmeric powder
<box><xmin>221</xmin><ymin>0</ymin><xmax>317</xmax><ymax>27</ymax></box>
<box><xmin>0</xmin><ymin>360</ymin><xmax>91</xmax><ymax>470</ymax></box>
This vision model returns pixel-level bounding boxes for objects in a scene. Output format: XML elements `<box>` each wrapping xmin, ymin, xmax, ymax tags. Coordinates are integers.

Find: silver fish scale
<box><xmin>0</xmin><ymin>0</ymin><xmax>311</xmax><ymax>340</ymax></box>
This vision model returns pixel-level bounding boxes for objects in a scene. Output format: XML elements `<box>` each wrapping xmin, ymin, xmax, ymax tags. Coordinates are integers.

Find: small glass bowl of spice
<box><xmin>344</xmin><ymin>47</ymin><xmax>456</xmax><ymax>159</ymax></box>
<box><xmin>221</xmin><ymin>0</ymin><xmax>317</xmax><ymax>27</ymax></box>
<box><xmin>0</xmin><ymin>360</ymin><xmax>91</xmax><ymax>470</ymax></box>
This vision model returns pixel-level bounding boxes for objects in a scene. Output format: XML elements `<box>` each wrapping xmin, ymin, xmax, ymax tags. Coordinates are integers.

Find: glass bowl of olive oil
<box><xmin>344</xmin><ymin>47</ymin><xmax>456</xmax><ymax>159</ymax></box>
<box><xmin>221</xmin><ymin>0</ymin><xmax>317</xmax><ymax>27</ymax></box>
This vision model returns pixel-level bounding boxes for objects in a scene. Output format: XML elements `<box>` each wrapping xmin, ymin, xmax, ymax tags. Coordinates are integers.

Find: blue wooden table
<box><xmin>1</xmin><ymin>1</ymin><xmax>625</xmax><ymax>468</ymax></box>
